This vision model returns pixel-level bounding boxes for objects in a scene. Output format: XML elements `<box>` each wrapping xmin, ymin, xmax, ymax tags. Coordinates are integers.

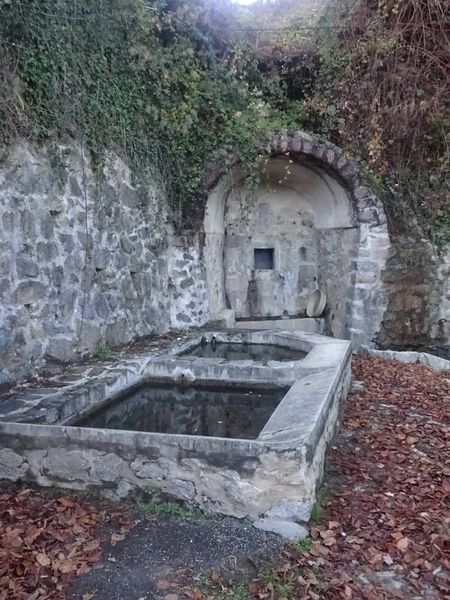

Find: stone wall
<box><xmin>0</xmin><ymin>141</ymin><xmax>209</xmax><ymax>386</ymax></box>
<box><xmin>223</xmin><ymin>177</ymin><xmax>320</xmax><ymax>318</ymax></box>
<box><xmin>377</xmin><ymin>236</ymin><xmax>450</xmax><ymax>351</ymax></box>
<box><xmin>168</xmin><ymin>235</ymin><xmax>209</xmax><ymax>329</ymax></box>
<box><xmin>348</xmin><ymin>223</ymin><xmax>392</xmax><ymax>347</ymax></box>
<box><xmin>317</xmin><ymin>228</ymin><xmax>359</xmax><ymax>339</ymax></box>
<box><xmin>433</xmin><ymin>251</ymin><xmax>450</xmax><ymax>345</ymax></box>
<box><xmin>1</xmin><ymin>135</ymin><xmax>448</xmax><ymax>388</ymax></box>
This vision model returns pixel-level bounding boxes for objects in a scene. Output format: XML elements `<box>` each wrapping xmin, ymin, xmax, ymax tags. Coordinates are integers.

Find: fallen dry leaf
<box><xmin>110</xmin><ymin>532</ymin><xmax>125</xmax><ymax>546</ymax></box>
<box><xmin>35</xmin><ymin>553</ymin><xmax>51</xmax><ymax>567</ymax></box>
<box><xmin>396</xmin><ymin>536</ymin><xmax>410</xmax><ymax>551</ymax></box>
<box><xmin>0</xmin><ymin>489</ymin><xmax>132</xmax><ymax>599</ymax></box>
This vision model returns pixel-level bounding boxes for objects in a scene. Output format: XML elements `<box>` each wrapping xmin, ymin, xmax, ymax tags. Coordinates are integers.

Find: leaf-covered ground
<box><xmin>1</xmin><ymin>356</ymin><xmax>449</xmax><ymax>600</ymax></box>
<box><xmin>0</xmin><ymin>491</ymin><xmax>136</xmax><ymax>600</ymax></box>
<box><xmin>219</xmin><ymin>356</ymin><xmax>450</xmax><ymax>600</ymax></box>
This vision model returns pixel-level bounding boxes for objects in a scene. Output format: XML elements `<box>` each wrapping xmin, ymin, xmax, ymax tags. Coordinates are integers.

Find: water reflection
<box><xmin>183</xmin><ymin>342</ymin><xmax>306</xmax><ymax>362</ymax></box>
<box><xmin>77</xmin><ymin>383</ymin><xmax>287</xmax><ymax>439</ymax></box>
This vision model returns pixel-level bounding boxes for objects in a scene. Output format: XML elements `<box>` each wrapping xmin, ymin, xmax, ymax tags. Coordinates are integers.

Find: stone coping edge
<box><xmin>359</xmin><ymin>346</ymin><xmax>450</xmax><ymax>373</ymax></box>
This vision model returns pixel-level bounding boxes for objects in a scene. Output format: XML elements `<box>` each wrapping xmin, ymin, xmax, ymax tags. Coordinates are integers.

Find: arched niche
<box><xmin>203</xmin><ymin>132</ymin><xmax>390</xmax><ymax>346</ymax></box>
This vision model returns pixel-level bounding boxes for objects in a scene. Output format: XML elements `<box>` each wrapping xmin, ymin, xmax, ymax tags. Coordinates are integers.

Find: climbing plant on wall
<box><xmin>302</xmin><ymin>0</ymin><xmax>450</xmax><ymax>246</ymax></box>
<box><xmin>0</xmin><ymin>0</ymin><xmax>303</xmax><ymax>221</ymax></box>
<box><xmin>0</xmin><ymin>0</ymin><xmax>448</xmax><ymax>243</ymax></box>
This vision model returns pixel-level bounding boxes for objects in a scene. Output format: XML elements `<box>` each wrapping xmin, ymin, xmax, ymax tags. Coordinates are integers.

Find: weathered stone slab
<box><xmin>360</xmin><ymin>346</ymin><xmax>450</xmax><ymax>373</ymax></box>
<box><xmin>253</xmin><ymin>518</ymin><xmax>309</xmax><ymax>541</ymax></box>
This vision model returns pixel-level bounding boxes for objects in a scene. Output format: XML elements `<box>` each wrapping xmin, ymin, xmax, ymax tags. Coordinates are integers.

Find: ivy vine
<box><xmin>0</xmin><ymin>0</ymin><xmax>304</xmax><ymax>223</ymax></box>
<box><xmin>0</xmin><ymin>0</ymin><xmax>448</xmax><ymax>244</ymax></box>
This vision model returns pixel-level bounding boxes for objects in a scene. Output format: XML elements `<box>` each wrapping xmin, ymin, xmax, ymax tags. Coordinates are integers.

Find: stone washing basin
<box><xmin>0</xmin><ymin>331</ymin><xmax>351</xmax><ymax>530</ymax></box>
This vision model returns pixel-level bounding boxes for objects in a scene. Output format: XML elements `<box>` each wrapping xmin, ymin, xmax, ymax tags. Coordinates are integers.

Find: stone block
<box><xmin>168</xmin><ymin>479</ymin><xmax>196</xmax><ymax>502</ymax></box>
<box><xmin>302</xmin><ymin>140</ymin><xmax>313</xmax><ymax>154</ymax></box>
<box><xmin>40</xmin><ymin>213</ymin><xmax>54</xmax><ymax>239</ymax></box>
<box><xmin>91</xmin><ymin>453</ymin><xmax>124</xmax><ymax>482</ymax></box>
<box><xmin>295</xmin><ymin>131</ymin><xmax>313</xmax><ymax>143</ymax></box>
<box><xmin>266</xmin><ymin>499</ymin><xmax>312</xmax><ymax>523</ymax></box>
<box><xmin>79</xmin><ymin>321</ymin><xmax>102</xmax><ymax>351</ymax></box>
<box><xmin>311</xmin><ymin>145</ymin><xmax>326</xmax><ymax>160</ymax></box>
<box><xmin>341</xmin><ymin>163</ymin><xmax>359</xmax><ymax>180</ymax></box>
<box><xmin>45</xmin><ymin>336</ymin><xmax>74</xmax><ymax>363</ymax></box>
<box><xmin>121</xmin><ymin>275</ymin><xmax>137</xmax><ymax>299</ymax></box>
<box><xmin>59</xmin><ymin>288</ymin><xmax>77</xmax><ymax>318</ymax></box>
<box><xmin>175</xmin><ymin>259</ymin><xmax>189</xmax><ymax>269</ymax></box>
<box><xmin>0</xmin><ymin>448</ymin><xmax>28</xmax><ymax>481</ymax></box>
<box><xmin>354</xmin><ymin>270</ymin><xmax>378</xmax><ymax>285</ymax></box>
<box><xmin>42</xmin><ymin>449</ymin><xmax>90</xmax><ymax>481</ymax></box>
<box><xmin>105</xmin><ymin>319</ymin><xmax>129</xmax><ymax>347</ymax></box>
<box><xmin>121</xmin><ymin>185</ymin><xmax>139</xmax><ymax>209</ymax></box>
<box><xmin>353</xmin><ymin>260</ymin><xmax>380</xmax><ymax>273</ymax></box>
<box><xmin>290</xmin><ymin>138</ymin><xmax>302</xmax><ymax>152</ymax></box>
<box><xmin>356</xmin><ymin>198</ymin><xmax>368</xmax><ymax>211</ymax></box>
<box><xmin>336</xmin><ymin>156</ymin><xmax>348</xmax><ymax>170</ymax></box>
<box><xmin>23</xmin><ymin>340</ymin><xmax>43</xmax><ymax>361</ymax></box>
<box><xmin>180</xmin><ymin>277</ymin><xmax>195</xmax><ymax>289</ymax></box>
<box><xmin>120</xmin><ymin>237</ymin><xmax>134</xmax><ymax>254</ymax></box>
<box><xmin>131</xmin><ymin>457</ymin><xmax>167</xmax><ymax>480</ymax></box>
<box><xmin>16</xmin><ymin>256</ymin><xmax>39</xmax><ymax>278</ymax></box>
<box><xmin>103</xmin><ymin>480</ymin><xmax>134</xmax><ymax>500</ymax></box>
<box><xmin>358</xmin><ymin>208</ymin><xmax>379</xmax><ymax>224</ymax></box>
<box><xmin>279</xmin><ymin>134</ymin><xmax>290</xmax><ymax>152</ymax></box>
<box><xmin>115</xmin><ymin>251</ymin><xmax>127</xmax><ymax>269</ymax></box>
<box><xmin>59</xmin><ymin>233</ymin><xmax>75</xmax><ymax>254</ymax></box>
<box><xmin>0</xmin><ymin>278</ymin><xmax>10</xmax><ymax>300</ymax></box>
<box><xmin>0</xmin><ymin>256</ymin><xmax>9</xmax><ymax>276</ymax></box>
<box><xmin>0</xmin><ymin>371</ymin><xmax>15</xmax><ymax>393</ymax></box>
<box><xmin>81</xmin><ymin>304</ymin><xmax>96</xmax><ymax>320</ymax></box>
<box><xmin>354</xmin><ymin>287</ymin><xmax>370</xmax><ymax>302</ymax></box>
<box><xmin>0</xmin><ymin>327</ymin><xmax>13</xmax><ymax>355</ymax></box>
<box><xmin>2</xmin><ymin>211</ymin><xmax>15</xmax><ymax>231</ymax></box>
<box><xmin>106</xmin><ymin>293</ymin><xmax>120</xmax><ymax>312</ymax></box>
<box><xmin>51</xmin><ymin>266</ymin><xmax>64</xmax><ymax>288</ymax></box>
<box><xmin>354</xmin><ymin>186</ymin><xmax>371</xmax><ymax>201</ymax></box>
<box><xmin>19</xmin><ymin>209</ymin><xmax>35</xmax><ymax>237</ymax></box>
<box><xmin>253</xmin><ymin>518</ymin><xmax>308</xmax><ymax>541</ymax></box>
<box><xmin>77</xmin><ymin>232</ymin><xmax>94</xmax><ymax>250</ymax></box>
<box><xmin>37</xmin><ymin>241</ymin><xmax>58</xmax><ymax>261</ymax></box>
<box><xmin>69</xmin><ymin>175</ymin><xmax>83</xmax><ymax>197</ymax></box>
<box><xmin>325</xmin><ymin>149</ymin><xmax>336</xmax><ymax>164</ymax></box>
<box><xmin>175</xmin><ymin>312</ymin><xmax>192</xmax><ymax>324</ymax></box>
<box><xmin>15</xmin><ymin>280</ymin><xmax>46</xmax><ymax>304</ymax></box>
<box><xmin>94</xmin><ymin>293</ymin><xmax>111</xmax><ymax>319</ymax></box>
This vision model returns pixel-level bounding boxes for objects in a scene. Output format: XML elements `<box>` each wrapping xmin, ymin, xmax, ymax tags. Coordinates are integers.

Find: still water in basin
<box><xmin>76</xmin><ymin>382</ymin><xmax>287</xmax><ymax>439</ymax></box>
<box><xmin>182</xmin><ymin>342</ymin><xmax>306</xmax><ymax>362</ymax></box>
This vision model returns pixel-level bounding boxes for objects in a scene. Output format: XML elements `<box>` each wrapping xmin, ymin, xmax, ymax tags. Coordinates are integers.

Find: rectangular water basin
<box><xmin>75</xmin><ymin>381</ymin><xmax>287</xmax><ymax>440</ymax></box>
<box><xmin>0</xmin><ymin>331</ymin><xmax>352</xmax><ymax>521</ymax></box>
<box><xmin>181</xmin><ymin>342</ymin><xmax>306</xmax><ymax>362</ymax></box>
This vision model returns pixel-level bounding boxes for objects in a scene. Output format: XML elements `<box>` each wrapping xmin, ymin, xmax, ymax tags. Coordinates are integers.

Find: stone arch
<box><xmin>204</xmin><ymin>131</ymin><xmax>391</xmax><ymax>347</ymax></box>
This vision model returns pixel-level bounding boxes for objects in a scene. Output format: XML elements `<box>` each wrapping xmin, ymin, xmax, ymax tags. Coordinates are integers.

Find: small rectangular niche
<box><xmin>254</xmin><ymin>248</ymin><xmax>274</xmax><ymax>270</ymax></box>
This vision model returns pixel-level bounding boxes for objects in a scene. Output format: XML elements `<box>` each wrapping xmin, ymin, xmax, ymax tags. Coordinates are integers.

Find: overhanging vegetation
<box><xmin>0</xmin><ymin>0</ymin><xmax>448</xmax><ymax>243</ymax></box>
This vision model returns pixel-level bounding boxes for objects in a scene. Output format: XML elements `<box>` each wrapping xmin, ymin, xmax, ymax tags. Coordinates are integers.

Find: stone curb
<box><xmin>358</xmin><ymin>346</ymin><xmax>450</xmax><ymax>373</ymax></box>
